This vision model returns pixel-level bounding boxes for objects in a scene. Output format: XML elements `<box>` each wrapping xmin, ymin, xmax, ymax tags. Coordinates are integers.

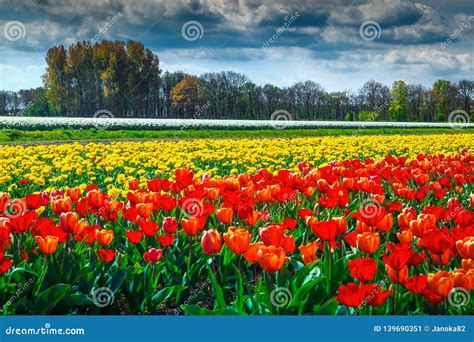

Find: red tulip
<box><xmin>157</xmin><ymin>234</ymin><xmax>175</xmax><ymax>247</ymax></box>
<box><xmin>311</xmin><ymin>219</ymin><xmax>339</xmax><ymax>241</ymax></box>
<box><xmin>139</xmin><ymin>221</ymin><xmax>159</xmax><ymax>237</ymax></box>
<box><xmin>0</xmin><ymin>252</ymin><xmax>14</xmax><ymax>274</ymax></box>
<box><xmin>335</xmin><ymin>282</ymin><xmax>367</xmax><ymax>307</ymax></box>
<box><xmin>259</xmin><ymin>224</ymin><xmax>284</xmax><ymax>246</ymax></box>
<box><xmin>59</xmin><ymin>212</ymin><xmax>79</xmax><ymax>234</ymax></box>
<box><xmin>25</xmin><ymin>194</ymin><xmax>45</xmax><ymax>209</ymax></box>
<box><xmin>162</xmin><ymin>217</ymin><xmax>178</xmax><ymax>234</ymax></box>
<box><xmin>281</xmin><ymin>235</ymin><xmax>296</xmax><ymax>254</ymax></box>
<box><xmin>143</xmin><ymin>248</ymin><xmax>163</xmax><ymax>263</ymax></box>
<box><xmin>201</xmin><ymin>229</ymin><xmax>222</xmax><ymax>254</ymax></box>
<box><xmin>97</xmin><ymin>249</ymin><xmax>115</xmax><ymax>262</ymax></box>
<box><xmin>402</xmin><ymin>274</ymin><xmax>428</xmax><ymax>295</ymax></box>
<box><xmin>128</xmin><ymin>179</ymin><xmax>139</xmax><ymax>190</ymax></box>
<box><xmin>365</xmin><ymin>284</ymin><xmax>390</xmax><ymax>307</ymax></box>
<box><xmin>125</xmin><ymin>230</ymin><xmax>143</xmax><ymax>244</ymax></box>
<box><xmin>348</xmin><ymin>258</ymin><xmax>377</xmax><ymax>283</ymax></box>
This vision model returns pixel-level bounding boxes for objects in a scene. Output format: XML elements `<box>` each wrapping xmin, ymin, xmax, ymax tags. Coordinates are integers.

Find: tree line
<box><xmin>1</xmin><ymin>39</ymin><xmax>472</xmax><ymax>122</ymax></box>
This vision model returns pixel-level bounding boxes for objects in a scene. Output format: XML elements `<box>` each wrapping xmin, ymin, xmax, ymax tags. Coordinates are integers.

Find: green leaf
<box><xmin>208</xmin><ymin>267</ymin><xmax>226</xmax><ymax>310</ymax></box>
<box><xmin>314</xmin><ymin>298</ymin><xmax>338</xmax><ymax>314</ymax></box>
<box><xmin>152</xmin><ymin>285</ymin><xmax>187</xmax><ymax>307</ymax></box>
<box><xmin>33</xmin><ymin>284</ymin><xmax>72</xmax><ymax>314</ymax></box>
<box><xmin>107</xmin><ymin>268</ymin><xmax>129</xmax><ymax>292</ymax></box>
<box><xmin>232</xmin><ymin>265</ymin><xmax>244</xmax><ymax>312</ymax></box>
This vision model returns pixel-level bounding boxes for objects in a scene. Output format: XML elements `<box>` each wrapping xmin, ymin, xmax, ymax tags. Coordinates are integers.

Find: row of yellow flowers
<box><xmin>1</xmin><ymin>134</ymin><xmax>473</xmax><ymax>194</ymax></box>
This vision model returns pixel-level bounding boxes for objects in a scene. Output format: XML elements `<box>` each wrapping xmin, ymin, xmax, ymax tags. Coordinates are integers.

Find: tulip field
<box><xmin>0</xmin><ymin>133</ymin><xmax>473</xmax><ymax>315</ymax></box>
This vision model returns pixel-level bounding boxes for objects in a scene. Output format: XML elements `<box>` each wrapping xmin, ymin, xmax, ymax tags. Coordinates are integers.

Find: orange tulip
<box><xmin>257</xmin><ymin>245</ymin><xmax>286</xmax><ymax>272</ymax></box>
<box><xmin>396</xmin><ymin>229</ymin><xmax>413</xmax><ymax>243</ymax></box>
<box><xmin>428</xmin><ymin>271</ymin><xmax>454</xmax><ymax>297</ymax></box>
<box><xmin>303</xmin><ymin>186</ymin><xmax>315</xmax><ymax>197</ymax></box>
<box><xmin>181</xmin><ymin>216</ymin><xmax>205</xmax><ymax>236</ymax></box>
<box><xmin>86</xmin><ymin>189</ymin><xmax>104</xmax><ymax>209</ymax></box>
<box><xmin>35</xmin><ymin>235</ymin><xmax>59</xmax><ymax>254</ymax></box>
<box><xmin>51</xmin><ymin>197</ymin><xmax>72</xmax><ymax>215</ymax></box>
<box><xmin>244</xmin><ymin>211</ymin><xmax>259</xmax><ymax>226</ymax></box>
<box><xmin>204</xmin><ymin>187</ymin><xmax>220</xmax><ymax>200</ymax></box>
<box><xmin>299</xmin><ymin>241</ymin><xmax>318</xmax><ymax>264</ymax></box>
<box><xmin>244</xmin><ymin>242</ymin><xmax>264</xmax><ymax>263</ymax></box>
<box><xmin>66</xmin><ymin>188</ymin><xmax>82</xmax><ymax>202</ymax></box>
<box><xmin>256</xmin><ymin>189</ymin><xmax>272</xmax><ymax>202</ymax></box>
<box><xmin>397</xmin><ymin>210</ymin><xmax>416</xmax><ymax>230</ymax></box>
<box><xmin>357</xmin><ymin>232</ymin><xmax>380</xmax><ymax>254</ymax></box>
<box><xmin>223</xmin><ymin>177</ymin><xmax>240</xmax><ymax>191</ymax></box>
<box><xmin>259</xmin><ymin>224</ymin><xmax>284</xmax><ymax>246</ymax></box>
<box><xmin>333</xmin><ymin>216</ymin><xmax>347</xmax><ymax>235</ymax></box>
<box><xmin>136</xmin><ymin>203</ymin><xmax>153</xmax><ymax>219</ymax></box>
<box><xmin>462</xmin><ymin>258</ymin><xmax>474</xmax><ymax>270</ymax></box>
<box><xmin>356</xmin><ymin>220</ymin><xmax>375</xmax><ymax>232</ymax></box>
<box><xmin>223</xmin><ymin>227</ymin><xmax>251</xmax><ymax>254</ymax></box>
<box><xmin>409</xmin><ymin>214</ymin><xmax>436</xmax><ymax>238</ymax></box>
<box><xmin>201</xmin><ymin>229</ymin><xmax>222</xmax><ymax>255</ymax></box>
<box><xmin>96</xmin><ymin>229</ymin><xmax>114</xmax><ymax>247</ymax></box>
<box><xmin>59</xmin><ymin>212</ymin><xmax>78</xmax><ymax>234</ymax></box>
<box><xmin>376</xmin><ymin>213</ymin><xmax>393</xmax><ymax>232</ymax></box>
<box><xmin>306</xmin><ymin>215</ymin><xmax>318</xmax><ymax>227</ymax></box>
<box><xmin>216</xmin><ymin>207</ymin><xmax>233</xmax><ymax>224</ymax></box>
<box><xmin>456</xmin><ymin>237</ymin><xmax>474</xmax><ymax>259</ymax></box>
<box><xmin>453</xmin><ymin>269</ymin><xmax>474</xmax><ymax>291</ymax></box>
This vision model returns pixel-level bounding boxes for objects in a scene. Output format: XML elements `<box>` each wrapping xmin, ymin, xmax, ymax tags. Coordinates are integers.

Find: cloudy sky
<box><xmin>0</xmin><ymin>0</ymin><xmax>472</xmax><ymax>91</ymax></box>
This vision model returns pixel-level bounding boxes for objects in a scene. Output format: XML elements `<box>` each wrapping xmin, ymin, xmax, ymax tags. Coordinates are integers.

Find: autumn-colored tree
<box><xmin>170</xmin><ymin>75</ymin><xmax>204</xmax><ymax>118</ymax></box>
<box><xmin>43</xmin><ymin>40</ymin><xmax>160</xmax><ymax>117</ymax></box>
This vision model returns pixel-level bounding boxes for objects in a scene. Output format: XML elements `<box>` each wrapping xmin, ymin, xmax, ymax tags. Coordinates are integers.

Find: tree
<box><xmin>170</xmin><ymin>75</ymin><xmax>203</xmax><ymax>117</ymax></box>
<box><xmin>457</xmin><ymin>79</ymin><xmax>473</xmax><ymax>115</ymax></box>
<box><xmin>389</xmin><ymin>80</ymin><xmax>408</xmax><ymax>121</ymax></box>
<box><xmin>359</xmin><ymin>80</ymin><xmax>390</xmax><ymax>120</ymax></box>
<box><xmin>44</xmin><ymin>45</ymin><xmax>68</xmax><ymax>115</ymax></box>
<box><xmin>432</xmin><ymin>79</ymin><xmax>456</xmax><ymax>121</ymax></box>
<box><xmin>406</xmin><ymin>84</ymin><xmax>425</xmax><ymax>121</ymax></box>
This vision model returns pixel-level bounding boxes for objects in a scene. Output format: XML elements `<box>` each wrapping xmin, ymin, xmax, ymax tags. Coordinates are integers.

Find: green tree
<box><xmin>389</xmin><ymin>80</ymin><xmax>408</xmax><ymax>121</ymax></box>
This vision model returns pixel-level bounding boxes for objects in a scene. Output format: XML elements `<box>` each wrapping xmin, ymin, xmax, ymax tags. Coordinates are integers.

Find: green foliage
<box><xmin>358</xmin><ymin>111</ymin><xmax>379</xmax><ymax>121</ymax></box>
